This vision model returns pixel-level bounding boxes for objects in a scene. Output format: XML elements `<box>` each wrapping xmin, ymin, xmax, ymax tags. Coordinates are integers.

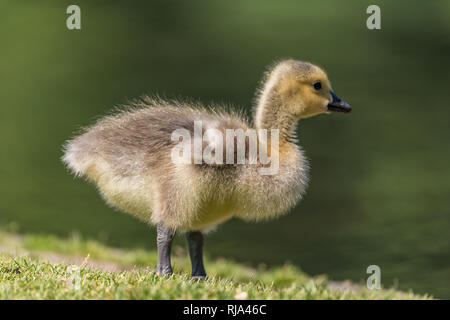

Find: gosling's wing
<box><xmin>63</xmin><ymin>98</ymin><xmax>251</xmax><ymax>174</ymax></box>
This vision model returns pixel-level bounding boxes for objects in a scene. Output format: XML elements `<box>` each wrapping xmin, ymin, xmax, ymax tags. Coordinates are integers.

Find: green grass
<box><xmin>0</xmin><ymin>231</ymin><xmax>430</xmax><ymax>299</ymax></box>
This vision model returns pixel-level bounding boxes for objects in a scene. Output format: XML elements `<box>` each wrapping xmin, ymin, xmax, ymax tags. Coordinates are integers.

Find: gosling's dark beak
<box><xmin>327</xmin><ymin>91</ymin><xmax>352</xmax><ymax>113</ymax></box>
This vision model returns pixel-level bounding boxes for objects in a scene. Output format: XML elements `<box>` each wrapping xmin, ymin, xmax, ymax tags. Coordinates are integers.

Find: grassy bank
<box><xmin>0</xmin><ymin>231</ymin><xmax>429</xmax><ymax>299</ymax></box>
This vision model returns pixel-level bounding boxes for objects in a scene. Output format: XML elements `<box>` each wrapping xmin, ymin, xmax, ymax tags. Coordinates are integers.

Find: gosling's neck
<box><xmin>254</xmin><ymin>88</ymin><xmax>299</xmax><ymax>145</ymax></box>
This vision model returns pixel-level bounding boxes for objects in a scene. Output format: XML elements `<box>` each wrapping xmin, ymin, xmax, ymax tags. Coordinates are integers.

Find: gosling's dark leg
<box><xmin>186</xmin><ymin>231</ymin><xmax>206</xmax><ymax>278</ymax></box>
<box><xmin>156</xmin><ymin>223</ymin><xmax>176</xmax><ymax>275</ymax></box>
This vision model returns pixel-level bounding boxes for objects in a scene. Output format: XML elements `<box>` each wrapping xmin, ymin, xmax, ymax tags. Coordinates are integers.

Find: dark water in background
<box><xmin>0</xmin><ymin>1</ymin><xmax>449</xmax><ymax>297</ymax></box>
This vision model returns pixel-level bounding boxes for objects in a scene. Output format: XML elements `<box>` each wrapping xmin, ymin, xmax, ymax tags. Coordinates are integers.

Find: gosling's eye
<box><xmin>313</xmin><ymin>81</ymin><xmax>322</xmax><ymax>91</ymax></box>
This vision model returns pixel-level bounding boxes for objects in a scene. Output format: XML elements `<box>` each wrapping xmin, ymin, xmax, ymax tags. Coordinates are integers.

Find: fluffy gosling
<box><xmin>62</xmin><ymin>59</ymin><xmax>351</xmax><ymax>277</ymax></box>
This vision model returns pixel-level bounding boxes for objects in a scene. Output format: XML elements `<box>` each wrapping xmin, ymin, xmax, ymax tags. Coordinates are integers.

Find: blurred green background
<box><xmin>1</xmin><ymin>0</ymin><xmax>449</xmax><ymax>297</ymax></box>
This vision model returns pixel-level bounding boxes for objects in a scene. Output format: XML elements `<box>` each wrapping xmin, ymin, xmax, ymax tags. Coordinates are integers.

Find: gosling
<box><xmin>62</xmin><ymin>59</ymin><xmax>351</xmax><ymax>278</ymax></box>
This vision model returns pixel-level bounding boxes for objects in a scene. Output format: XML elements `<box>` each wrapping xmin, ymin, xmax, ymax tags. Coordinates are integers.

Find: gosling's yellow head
<box><xmin>265</xmin><ymin>59</ymin><xmax>351</xmax><ymax>119</ymax></box>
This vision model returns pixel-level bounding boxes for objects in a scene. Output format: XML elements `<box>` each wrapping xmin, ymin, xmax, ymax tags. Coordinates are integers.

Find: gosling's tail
<box><xmin>62</xmin><ymin>133</ymin><xmax>97</xmax><ymax>178</ymax></box>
